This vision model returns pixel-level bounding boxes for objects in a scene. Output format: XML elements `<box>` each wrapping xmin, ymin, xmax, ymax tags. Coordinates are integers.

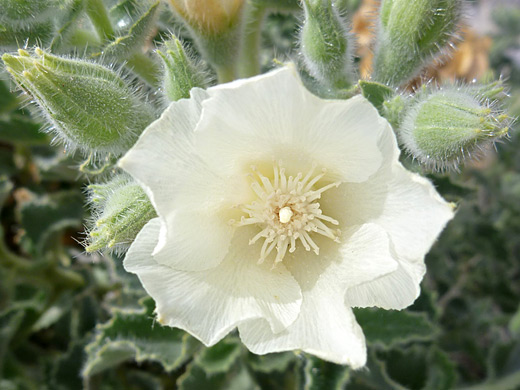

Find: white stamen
<box><xmin>234</xmin><ymin>163</ymin><xmax>342</xmax><ymax>263</ymax></box>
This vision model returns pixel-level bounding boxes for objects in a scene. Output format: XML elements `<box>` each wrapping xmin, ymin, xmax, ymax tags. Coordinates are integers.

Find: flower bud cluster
<box><xmin>2</xmin><ymin>48</ymin><xmax>156</xmax><ymax>156</ymax></box>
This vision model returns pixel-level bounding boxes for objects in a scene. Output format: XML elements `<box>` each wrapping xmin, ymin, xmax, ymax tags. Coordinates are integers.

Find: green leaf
<box><xmin>358</xmin><ymin>80</ymin><xmax>394</xmax><ymax>111</ymax></box>
<box><xmin>101</xmin><ymin>1</ymin><xmax>160</xmax><ymax>59</ymax></box>
<box><xmin>349</xmin><ymin>350</ymin><xmax>409</xmax><ymax>390</ymax></box>
<box><xmin>247</xmin><ymin>351</ymin><xmax>295</xmax><ymax>373</ymax></box>
<box><xmin>195</xmin><ymin>337</ymin><xmax>242</xmax><ymax>374</ymax></box>
<box><xmin>424</xmin><ymin>347</ymin><xmax>457</xmax><ymax>390</ymax></box>
<box><xmin>301</xmin><ymin>355</ymin><xmax>350</xmax><ymax>390</ymax></box>
<box><xmin>178</xmin><ymin>362</ymin><xmax>259</xmax><ymax>390</ymax></box>
<box><xmin>354</xmin><ymin>308</ymin><xmax>438</xmax><ymax>348</ymax></box>
<box><xmin>50</xmin><ymin>0</ymin><xmax>87</xmax><ymax>51</ymax></box>
<box><xmin>83</xmin><ymin>297</ymin><xmax>198</xmax><ymax>377</ymax></box>
<box><xmin>17</xmin><ymin>190</ymin><xmax>84</xmax><ymax>256</ymax></box>
<box><xmin>0</xmin><ymin>115</ymin><xmax>48</xmax><ymax>146</ymax></box>
<box><xmin>49</xmin><ymin>339</ymin><xmax>87</xmax><ymax>390</ymax></box>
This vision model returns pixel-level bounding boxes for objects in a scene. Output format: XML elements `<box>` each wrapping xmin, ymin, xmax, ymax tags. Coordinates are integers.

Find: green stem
<box><xmin>216</xmin><ymin>64</ymin><xmax>236</xmax><ymax>84</ymax></box>
<box><xmin>238</xmin><ymin>3</ymin><xmax>266</xmax><ymax>78</ymax></box>
<box><xmin>126</xmin><ymin>52</ymin><xmax>161</xmax><ymax>87</ymax></box>
<box><xmin>85</xmin><ymin>0</ymin><xmax>115</xmax><ymax>41</ymax></box>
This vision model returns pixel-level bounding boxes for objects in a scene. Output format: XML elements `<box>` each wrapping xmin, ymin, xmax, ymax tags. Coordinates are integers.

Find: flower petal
<box><xmin>193</xmin><ymin>66</ymin><xmax>385</xmax><ymax>182</ymax></box>
<box><xmin>323</xmin><ymin>125</ymin><xmax>454</xmax><ymax>309</ymax></box>
<box><xmin>124</xmin><ymin>219</ymin><xmax>302</xmax><ymax>346</ymax></box>
<box><xmin>238</xmin><ymin>224</ymin><xmax>397</xmax><ymax>367</ymax></box>
<box><xmin>120</xmin><ymin>88</ymin><xmax>242</xmax><ymax>271</ymax></box>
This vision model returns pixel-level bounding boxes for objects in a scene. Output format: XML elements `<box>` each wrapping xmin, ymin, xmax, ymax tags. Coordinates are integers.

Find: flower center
<box><xmin>233</xmin><ymin>162</ymin><xmax>341</xmax><ymax>264</ymax></box>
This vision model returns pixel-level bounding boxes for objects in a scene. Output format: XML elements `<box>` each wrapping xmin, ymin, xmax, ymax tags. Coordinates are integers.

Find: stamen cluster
<box><xmin>235</xmin><ymin>163</ymin><xmax>341</xmax><ymax>264</ymax></box>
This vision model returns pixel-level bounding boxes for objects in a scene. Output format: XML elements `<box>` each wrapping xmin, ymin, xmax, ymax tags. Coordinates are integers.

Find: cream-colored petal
<box><xmin>323</xmin><ymin>135</ymin><xmax>454</xmax><ymax>309</ymax></box>
<box><xmin>119</xmin><ymin>89</ymin><xmax>244</xmax><ymax>271</ymax></box>
<box><xmin>152</xmin><ymin>209</ymin><xmax>234</xmax><ymax>271</ymax></box>
<box><xmin>238</xmin><ymin>224</ymin><xmax>398</xmax><ymax>367</ymax></box>
<box><xmin>124</xmin><ymin>220</ymin><xmax>302</xmax><ymax>346</ymax></box>
<box><xmin>345</xmin><ymin>261</ymin><xmax>426</xmax><ymax>309</ymax></box>
<box><xmin>193</xmin><ymin>67</ymin><xmax>385</xmax><ymax>182</ymax></box>
<box><xmin>119</xmin><ymin>88</ymin><xmax>223</xmax><ymax>211</ymax></box>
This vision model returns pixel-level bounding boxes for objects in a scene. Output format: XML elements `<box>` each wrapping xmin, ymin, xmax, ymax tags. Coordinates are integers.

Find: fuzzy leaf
<box><xmin>178</xmin><ymin>362</ymin><xmax>258</xmax><ymax>390</ymax></box>
<box><xmin>247</xmin><ymin>351</ymin><xmax>295</xmax><ymax>373</ymax></box>
<box><xmin>17</xmin><ymin>190</ymin><xmax>84</xmax><ymax>256</ymax></box>
<box><xmin>195</xmin><ymin>337</ymin><xmax>242</xmax><ymax>374</ymax></box>
<box><xmin>354</xmin><ymin>308</ymin><xmax>437</xmax><ymax>348</ymax></box>
<box><xmin>83</xmin><ymin>297</ymin><xmax>198</xmax><ymax>377</ymax></box>
<box><xmin>102</xmin><ymin>1</ymin><xmax>160</xmax><ymax>58</ymax></box>
<box><xmin>359</xmin><ymin>80</ymin><xmax>394</xmax><ymax>111</ymax></box>
<box><xmin>301</xmin><ymin>355</ymin><xmax>350</xmax><ymax>390</ymax></box>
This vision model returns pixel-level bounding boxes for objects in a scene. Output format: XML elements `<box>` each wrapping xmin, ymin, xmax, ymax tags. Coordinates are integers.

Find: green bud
<box><xmin>399</xmin><ymin>83</ymin><xmax>511</xmax><ymax>171</ymax></box>
<box><xmin>156</xmin><ymin>35</ymin><xmax>209</xmax><ymax>102</ymax></box>
<box><xmin>373</xmin><ymin>0</ymin><xmax>462</xmax><ymax>87</ymax></box>
<box><xmin>301</xmin><ymin>0</ymin><xmax>355</xmax><ymax>92</ymax></box>
<box><xmin>86</xmin><ymin>174</ymin><xmax>156</xmax><ymax>254</ymax></box>
<box><xmin>2</xmin><ymin>48</ymin><xmax>156</xmax><ymax>156</ymax></box>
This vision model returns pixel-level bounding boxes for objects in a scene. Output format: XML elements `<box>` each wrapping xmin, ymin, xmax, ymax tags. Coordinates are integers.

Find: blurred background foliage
<box><xmin>0</xmin><ymin>0</ymin><xmax>519</xmax><ymax>389</ymax></box>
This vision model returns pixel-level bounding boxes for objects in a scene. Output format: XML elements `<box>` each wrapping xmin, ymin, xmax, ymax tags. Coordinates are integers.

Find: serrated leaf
<box><xmin>101</xmin><ymin>1</ymin><xmax>160</xmax><ymax>58</ymax></box>
<box><xmin>83</xmin><ymin>297</ymin><xmax>198</xmax><ymax>377</ymax></box>
<box><xmin>301</xmin><ymin>355</ymin><xmax>350</xmax><ymax>390</ymax></box>
<box><xmin>178</xmin><ymin>362</ymin><xmax>259</xmax><ymax>390</ymax></box>
<box><xmin>354</xmin><ymin>308</ymin><xmax>437</xmax><ymax>348</ymax></box>
<box><xmin>358</xmin><ymin>80</ymin><xmax>394</xmax><ymax>111</ymax></box>
<box><xmin>195</xmin><ymin>337</ymin><xmax>242</xmax><ymax>374</ymax></box>
<box><xmin>49</xmin><ymin>339</ymin><xmax>87</xmax><ymax>390</ymax></box>
<box><xmin>247</xmin><ymin>351</ymin><xmax>295</xmax><ymax>373</ymax></box>
<box><xmin>349</xmin><ymin>350</ymin><xmax>409</xmax><ymax>390</ymax></box>
<box><xmin>246</xmin><ymin>352</ymin><xmax>297</xmax><ymax>390</ymax></box>
<box><xmin>17</xmin><ymin>190</ymin><xmax>84</xmax><ymax>256</ymax></box>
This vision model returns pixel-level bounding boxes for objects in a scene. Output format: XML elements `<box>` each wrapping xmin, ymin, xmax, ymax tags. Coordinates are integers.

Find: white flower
<box><xmin>119</xmin><ymin>66</ymin><xmax>454</xmax><ymax>368</ymax></box>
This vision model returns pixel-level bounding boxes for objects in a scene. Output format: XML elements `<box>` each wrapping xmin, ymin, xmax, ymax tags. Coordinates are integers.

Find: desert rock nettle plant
<box><xmin>0</xmin><ymin>0</ymin><xmax>515</xmax><ymax>387</ymax></box>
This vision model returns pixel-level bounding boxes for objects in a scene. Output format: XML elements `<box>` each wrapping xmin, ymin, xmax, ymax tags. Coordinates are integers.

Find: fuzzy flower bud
<box><xmin>373</xmin><ymin>0</ymin><xmax>462</xmax><ymax>87</ymax></box>
<box><xmin>165</xmin><ymin>0</ymin><xmax>245</xmax><ymax>70</ymax></box>
<box><xmin>2</xmin><ymin>48</ymin><xmax>156</xmax><ymax>155</ymax></box>
<box><xmin>399</xmin><ymin>83</ymin><xmax>511</xmax><ymax>171</ymax></box>
<box><xmin>167</xmin><ymin>0</ymin><xmax>244</xmax><ymax>35</ymax></box>
<box><xmin>157</xmin><ymin>35</ymin><xmax>209</xmax><ymax>102</ymax></box>
<box><xmin>301</xmin><ymin>0</ymin><xmax>355</xmax><ymax>91</ymax></box>
<box><xmin>86</xmin><ymin>175</ymin><xmax>157</xmax><ymax>254</ymax></box>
